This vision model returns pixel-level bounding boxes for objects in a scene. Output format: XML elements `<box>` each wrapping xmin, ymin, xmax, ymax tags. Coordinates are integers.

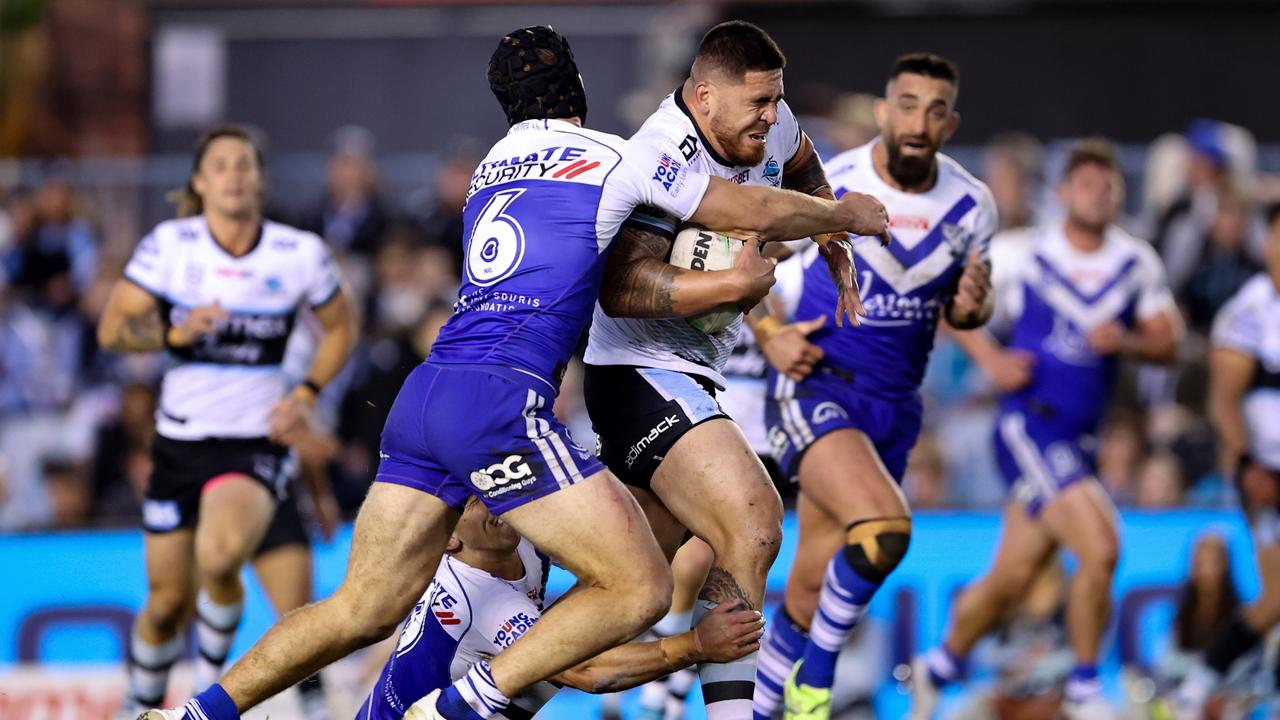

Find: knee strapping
<box><xmin>842</xmin><ymin>517</ymin><xmax>912</xmax><ymax>582</ymax></box>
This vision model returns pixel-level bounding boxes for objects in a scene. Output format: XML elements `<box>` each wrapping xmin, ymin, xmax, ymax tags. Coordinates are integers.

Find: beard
<box><xmin>885</xmin><ymin>136</ymin><xmax>938</xmax><ymax>188</ymax></box>
<box><xmin>709</xmin><ymin>115</ymin><xmax>767</xmax><ymax>166</ymax></box>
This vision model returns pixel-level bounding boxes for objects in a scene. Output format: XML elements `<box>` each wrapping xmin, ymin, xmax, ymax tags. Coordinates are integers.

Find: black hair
<box><xmin>487</xmin><ymin>26</ymin><xmax>588</xmax><ymax>126</ymax></box>
<box><xmin>890</xmin><ymin>52</ymin><xmax>960</xmax><ymax>90</ymax></box>
<box><xmin>694</xmin><ymin>20</ymin><xmax>786</xmax><ymax>78</ymax></box>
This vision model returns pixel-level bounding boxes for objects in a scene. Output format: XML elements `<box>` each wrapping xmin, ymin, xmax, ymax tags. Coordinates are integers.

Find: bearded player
<box><xmin>583</xmin><ymin>21</ymin><xmax>886</xmax><ymax>719</ymax></box>
<box><xmin>747</xmin><ymin>53</ymin><xmax>999</xmax><ymax>719</ymax></box>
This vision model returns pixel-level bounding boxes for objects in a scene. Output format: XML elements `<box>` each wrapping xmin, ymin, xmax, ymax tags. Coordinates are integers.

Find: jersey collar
<box><xmin>509</xmin><ymin>118</ymin><xmax>579</xmax><ymax>134</ymax></box>
<box><xmin>673</xmin><ymin>86</ymin><xmax>737</xmax><ymax>169</ymax></box>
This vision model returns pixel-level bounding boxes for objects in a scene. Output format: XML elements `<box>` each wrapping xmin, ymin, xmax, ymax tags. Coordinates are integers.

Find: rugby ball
<box><xmin>669</xmin><ymin>224</ymin><xmax>745</xmax><ymax>334</ymax></box>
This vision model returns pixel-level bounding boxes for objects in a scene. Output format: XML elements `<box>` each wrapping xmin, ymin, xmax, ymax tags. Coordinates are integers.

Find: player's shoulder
<box><xmin>1228</xmin><ymin>273</ymin><xmax>1279</xmax><ymax>309</ymax></box>
<box><xmin>990</xmin><ymin>226</ymin><xmax>1038</xmax><ymax>264</ymax></box>
<box><xmin>262</xmin><ymin>219</ymin><xmax>328</xmax><ymax>256</ymax></box>
<box><xmin>822</xmin><ymin>143</ymin><xmax>871</xmax><ymax>183</ymax></box>
<box><xmin>937</xmin><ymin>153</ymin><xmax>996</xmax><ymax>210</ymax></box>
<box><xmin>149</xmin><ymin>216</ymin><xmax>204</xmax><ymax>246</ymax></box>
<box><xmin>1103</xmin><ymin>224</ymin><xmax>1163</xmax><ymax>270</ymax></box>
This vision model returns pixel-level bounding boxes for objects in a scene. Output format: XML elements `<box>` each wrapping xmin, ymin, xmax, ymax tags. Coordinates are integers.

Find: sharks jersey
<box><xmin>1212</xmin><ymin>274</ymin><xmax>1280</xmax><ymax>470</ymax></box>
<box><xmin>585</xmin><ymin>91</ymin><xmax>803</xmax><ymax>387</ymax></box>
<box><xmin>992</xmin><ymin>224</ymin><xmax>1173</xmax><ymax>433</ymax></box>
<box><xmin>789</xmin><ymin>140</ymin><xmax>997</xmax><ymax>398</ymax></box>
<box><xmin>122</xmin><ymin>218</ymin><xmax>339</xmax><ymax>440</ymax></box>
<box><xmin>362</xmin><ymin>539</ymin><xmax>555</xmax><ymax>720</ymax></box>
<box><xmin>428</xmin><ymin>118</ymin><xmax>710</xmax><ymax>390</ymax></box>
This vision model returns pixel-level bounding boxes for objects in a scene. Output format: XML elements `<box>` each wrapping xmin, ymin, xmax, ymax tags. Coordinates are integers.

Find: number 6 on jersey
<box><xmin>467</xmin><ymin>188</ymin><xmax>527</xmax><ymax>286</ymax></box>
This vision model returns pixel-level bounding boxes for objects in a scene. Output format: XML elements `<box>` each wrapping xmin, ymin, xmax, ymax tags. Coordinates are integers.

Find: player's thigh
<box><xmin>982</xmin><ymin>501</ymin><xmax>1060</xmax><ymax>591</ymax></box>
<box><xmin>628</xmin><ymin>484</ymin><xmax>690</xmax><ymax>561</ymax></box>
<box><xmin>797</xmin><ymin>428</ymin><xmax>908</xmax><ymax>525</ymax></box>
<box><xmin>502</xmin><ymin>469</ymin><xmax>669</xmax><ymax>592</ymax></box>
<box><xmin>650</xmin><ymin>417</ymin><xmax>783</xmax><ymax>555</ymax></box>
<box><xmin>252</xmin><ymin>543</ymin><xmax>314</xmax><ymax>616</ymax></box>
<box><xmin>195</xmin><ymin>474</ymin><xmax>277</xmax><ymax>573</ymax></box>
<box><xmin>1040</xmin><ymin>480</ymin><xmax>1119</xmax><ymax>570</ymax></box>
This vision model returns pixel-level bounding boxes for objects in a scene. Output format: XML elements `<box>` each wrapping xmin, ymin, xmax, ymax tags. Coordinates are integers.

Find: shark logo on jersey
<box><xmin>470</xmin><ymin>454</ymin><xmax>534</xmax><ymax>494</ymax></box>
<box><xmin>812</xmin><ymin>401</ymin><xmax>849</xmax><ymax>425</ymax></box>
<box><xmin>763</xmin><ymin>157</ymin><xmax>781</xmax><ymax>186</ymax></box>
<box><xmin>263</xmin><ymin>275</ymin><xmax>285</xmax><ymax>295</ymax></box>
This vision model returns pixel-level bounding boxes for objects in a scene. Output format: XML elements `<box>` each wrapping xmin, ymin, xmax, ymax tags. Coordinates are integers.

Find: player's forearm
<box><xmin>1208</xmin><ymin>385</ymin><xmax>1250</xmax><ymax>473</ymax></box>
<box><xmin>1120</xmin><ymin>327</ymin><xmax>1179</xmax><ymax>364</ymax></box>
<box><xmin>303</xmin><ymin>319</ymin><xmax>356</xmax><ymax>389</ymax></box>
<box><xmin>556</xmin><ymin>632</ymin><xmax>701</xmax><ymax>694</ymax></box>
<box><xmin>97</xmin><ymin>308</ymin><xmax>166</xmax><ymax>352</ymax></box>
<box><xmin>598</xmin><ymin>259</ymin><xmax>744</xmax><ymax>318</ymax></box>
<box><xmin>750</xmin><ymin>187</ymin><xmax>857</xmax><ymax>243</ymax></box>
<box><xmin>943</xmin><ymin>323</ymin><xmax>1003</xmax><ymax>367</ymax></box>
<box><xmin>745</xmin><ymin>295</ymin><xmax>784</xmax><ymax>344</ymax></box>
<box><xmin>944</xmin><ymin>295</ymin><xmax>994</xmax><ymax>330</ymax></box>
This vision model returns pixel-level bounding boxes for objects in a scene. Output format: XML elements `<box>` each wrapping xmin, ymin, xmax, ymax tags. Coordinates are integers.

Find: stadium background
<box><xmin>1</xmin><ymin>0</ymin><xmax>1278</xmax><ymax>718</ymax></box>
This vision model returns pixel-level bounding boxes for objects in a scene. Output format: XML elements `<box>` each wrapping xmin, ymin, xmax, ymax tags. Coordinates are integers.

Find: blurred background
<box><xmin>2</xmin><ymin>0</ymin><xmax>1280</xmax><ymax>718</ymax></box>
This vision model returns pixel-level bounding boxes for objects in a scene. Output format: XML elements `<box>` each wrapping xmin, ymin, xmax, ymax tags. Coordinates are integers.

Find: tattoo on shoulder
<box><xmin>699</xmin><ymin>566</ymin><xmax>755</xmax><ymax>611</ymax></box>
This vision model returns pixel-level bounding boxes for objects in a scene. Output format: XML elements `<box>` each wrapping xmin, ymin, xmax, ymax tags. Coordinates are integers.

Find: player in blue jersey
<box><xmin>358</xmin><ymin>496</ymin><xmax>763</xmax><ymax>720</ymax></box>
<box><xmin>141</xmin><ymin>26</ymin><xmax>890</xmax><ymax>720</ymax></box>
<box><xmin>744</xmin><ymin>54</ymin><xmax>1000</xmax><ymax>720</ymax></box>
<box><xmin>910</xmin><ymin>140</ymin><xmax>1182</xmax><ymax>720</ymax></box>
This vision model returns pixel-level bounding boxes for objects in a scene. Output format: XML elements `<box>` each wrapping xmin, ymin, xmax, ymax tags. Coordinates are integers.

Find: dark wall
<box><xmin>729</xmin><ymin>2</ymin><xmax>1280</xmax><ymax>142</ymax></box>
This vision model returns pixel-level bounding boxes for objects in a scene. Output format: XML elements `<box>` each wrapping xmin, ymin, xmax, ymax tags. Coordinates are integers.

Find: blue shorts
<box><xmin>375</xmin><ymin>363</ymin><xmax>605</xmax><ymax>515</ymax></box>
<box><xmin>993</xmin><ymin>411</ymin><xmax>1095</xmax><ymax>516</ymax></box>
<box><xmin>765</xmin><ymin>367</ymin><xmax>923</xmax><ymax>483</ymax></box>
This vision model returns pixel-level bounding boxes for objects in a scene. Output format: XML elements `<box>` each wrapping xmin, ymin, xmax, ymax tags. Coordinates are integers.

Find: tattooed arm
<box><xmin>97</xmin><ymin>280</ymin><xmax>168</xmax><ymax>352</ymax></box>
<box><xmin>598</xmin><ymin>222</ymin><xmax>774</xmax><ymax>319</ymax></box>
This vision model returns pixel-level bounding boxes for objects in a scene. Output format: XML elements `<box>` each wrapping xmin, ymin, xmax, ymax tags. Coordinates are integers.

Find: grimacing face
<box><xmin>703</xmin><ymin>68</ymin><xmax>784</xmax><ymax>167</ymax></box>
<box><xmin>192</xmin><ymin>136</ymin><xmax>264</xmax><ymax>220</ymax></box>
<box><xmin>875</xmin><ymin>72</ymin><xmax>958</xmax><ymax>188</ymax></box>
<box><xmin>1059</xmin><ymin>162</ymin><xmax>1122</xmax><ymax>233</ymax></box>
<box><xmin>453</xmin><ymin>497</ymin><xmax>521</xmax><ymax>553</ymax></box>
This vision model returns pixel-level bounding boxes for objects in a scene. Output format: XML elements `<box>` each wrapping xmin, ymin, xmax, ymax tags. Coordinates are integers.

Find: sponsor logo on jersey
<box><xmin>860</xmin><ymin>292</ymin><xmax>944</xmax><ymax>322</ymax></box>
<box><xmin>494</xmin><ymin>611</ymin><xmax>537</xmax><ymax>649</ymax></box>
<box><xmin>470</xmin><ymin>454</ymin><xmax>535</xmax><ymax>496</ymax></box>
<box><xmin>889</xmin><ymin>215</ymin><xmax>930</xmax><ymax>231</ymax></box>
<box><xmin>468</xmin><ymin>146</ymin><xmax>596</xmax><ymax>194</ymax></box>
<box><xmin>812</xmin><ymin>401</ymin><xmax>849</xmax><ymax>425</ymax></box>
<box><xmin>625</xmin><ymin>414</ymin><xmax>681</xmax><ymax>468</ymax></box>
<box><xmin>142</xmin><ymin>499</ymin><xmax>181</xmax><ymax>531</ymax></box>
<box><xmin>941</xmin><ymin>222</ymin><xmax>967</xmax><ymax>255</ymax></box>
<box><xmin>729</xmin><ymin>168</ymin><xmax>750</xmax><ymax>184</ymax></box>
<box><xmin>1046</xmin><ymin>441</ymin><xmax>1082</xmax><ymax>480</ymax></box>
<box><xmin>679</xmin><ymin>135</ymin><xmax>699</xmax><ymax>161</ymax></box>
<box><xmin>184</xmin><ymin>263</ymin><xmax>204</xmax><ymax>289</ymax></box>
<box><xmin>263</xmin><ymin>275</ymin><xmax>285</xmax><ymax>294</ymax></box>
<box><xmin>763</xmin><ymin>157</ymin><xmax>781</xmax><ymax>186</ymax></box>
<box><xmin>216</xmin><ymin>267</ymin><xmax>253</xmax><ymax>279</ymax></box>
<box><xmin>652</xmin><ymin>153</ymin><xmax>685</xmax><ymax>195</ymax></box>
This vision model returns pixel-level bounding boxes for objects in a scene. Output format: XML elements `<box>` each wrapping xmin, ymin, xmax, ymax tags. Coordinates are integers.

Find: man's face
<box><xmin>703</xmin><ymin>68</ymin><xmax>784</xmax><ymax>167</ymax></box>
<box><xmin>192</xmin><ymin>137</ymin><xmax>263</xmax><ymax>220</ymax></box>
<box><xmin>876</xmin><ymin>73</ymin><xmax>958</xmax><ymax>187</ymax></box>
<box><xmin>453</xmin><ymin>498</ymin><xmax>521</xmax><ymax>554</ymax></box>
<box><xmin>1059</xmin><ymin>162</ymin><xmax>1121</xmax><ymax>232</ymax></box>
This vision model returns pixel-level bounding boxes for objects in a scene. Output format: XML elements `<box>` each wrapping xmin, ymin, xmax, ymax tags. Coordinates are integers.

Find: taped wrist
<box><xmin>843</xmin><ymin>517</ymin><xmax>912</xmax><ymax>582</ymax></box>
<box><xmin>659</xmin><ymin>630</ymin><xmax>701</xmax><ymax>667</ymax></box>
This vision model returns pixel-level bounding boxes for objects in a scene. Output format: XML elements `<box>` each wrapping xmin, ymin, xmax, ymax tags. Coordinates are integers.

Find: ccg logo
<box><xmin>470</xmin><ymin>454</ymin><xmax>534</xmax><ymax>493</ymax></box>
<box><xmin>811</xmin><ymin>401</ymin><xmax>849</xmax><ymax>425</ymax></box>
<box><xmin>768</xmin><ymin>426</ymin><xmax>791</xmax><ymax>459</ymax></box>
<box><xmin>142</xmin><ymin>499</ymin><xmax>181</xmax><ymax>531</ymax></box>
<box><xmin>1046</xmin><ymin>442</ymin><xmax>1081</xmax><ymax>480</ymax></box>
<box><xmin>652</xmin><ymin>153</ymin><xmax>684</xmax><ymax>194</ymax></box>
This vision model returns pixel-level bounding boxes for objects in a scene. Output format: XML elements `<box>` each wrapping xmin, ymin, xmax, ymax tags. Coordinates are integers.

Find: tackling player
<box><xmin>1169</xmin><ymin>205</ymin><xmax>1280</xmax><ymax>719</ymax></box>
<box><xmin>362</xmin><ymin>498</ymin><xmax>762</xmax><ymax>720</ymax></box>
<box><xmin>583</xmin><ymin>23</ymin><xmax>883</xmax><ymax>717</ymax></box>
<box><xmin>97</xmin><ymin>125</ymin><xmax>356</xmax><ymax>715</ymax></box>
<box><xmin>910</xmin><ymin>139</ymin><xmax>1182</xmax><ymax>720</ymax></box>
<box><xmin>747</xmin><ymin>54</ymin><xmax>1000</xmax><ymax>720</ymax></box>
<box><xmin>139</xmin><ymin>26</ymin><xmax>888</xmax><ymax>720</ymax></box>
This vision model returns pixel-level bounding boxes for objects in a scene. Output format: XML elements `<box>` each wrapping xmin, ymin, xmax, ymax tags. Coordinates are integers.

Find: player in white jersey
<box><xmin>139</xmin><ymin>27</ymin><xmax>890</xmax><ymax>720</ymax></box>
<box><xmin>582</xmin><ymin>22</ymin><xmax>887</xmax><ymax>719</ymax></box>
<box><xmin>743</xmin><ymin>55</ymin><xmax>999</xmax><ymax>720</ymax></box>
<box><xmin>359</xmin><ymin>496</ymin><xmax>764</xmax><ymax>720</ymax></box>
<box><xmin>1170</xmin><ymin>205</ymin><xmax>1280</xmax><ymax>719</ymax></box>
<box><xmin>910</xmin><ymin>140</ymin><xmax>1182</xmax><ymax>720</ymax></box>
<box><xmin>96</xmin><ymin>126</ymin><xmax>356</xmax><ymax>715</ymax></box>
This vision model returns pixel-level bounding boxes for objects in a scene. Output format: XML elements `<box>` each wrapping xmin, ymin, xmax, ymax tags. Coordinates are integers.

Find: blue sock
<box><xmin>1065</xmin><ymin>663</ymin><xmax>1101</xmax><ymax>702</ymax></box>
<box><xmin>753</xmin><ymin>606</ymin><xmax>809</xmax><ymax>720</ymax></box>
<box><xmin>793</xmin><ymin>550</ymin><xmax>881</xmax><ymax>690</ymax></box>
<box><xmin>923</xmin><ymin>645</ymin><xmax>967</xmax><ymax>687</ymax></box>
<box><xmin>436</xmin><ymin>661</ymin><xmax>509</xmax><ymax>719</ymax></box>
<box><xmin>183</xmin><ymin>683</ymin><xmax>239</xmax><ymax>720</ymax></box>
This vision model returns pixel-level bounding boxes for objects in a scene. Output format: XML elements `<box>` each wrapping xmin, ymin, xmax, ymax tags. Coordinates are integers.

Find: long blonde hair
<box><xmin>166</xmin><ymin>125</ymin><xmax>265</xmax><ymax>219</ymax></box>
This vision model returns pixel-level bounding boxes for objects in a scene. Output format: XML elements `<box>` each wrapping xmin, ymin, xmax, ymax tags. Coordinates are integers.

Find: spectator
<box><xmin>298</xmin><ymin>125</ymin><xmax>391</xmax><ymax>258</ymax></box>
<box><xmin>415</xmin><ymin>138</ymin><xmax>482</xmax><ymax>272</ymax></box>
<box><xmin>904</xmin><ymin>434</ymin><xmax>948</xmax><ymax>509</ymax></box>
<box><xmin>42</xmin><ymin>457</ymin><xmax>90</xmax><ymax>530</ymax></box>
<box><xmin>1180</xmin><ymin>184</ymin><xmax>1263</xmax><ymax>334</ymax></box>
<box><xmin>7</xmin><ymin>173</ymin><xmax>99</xmax><ymax>304</ymax></box>
<box><xmin>984</xmin><ymin>132</ymin><xmax>1045</xmax><ymax>232</ymax></box>
<box><xmin>1096</xmin><ymin>412</ymin><xmax>1147</xmax><ymax>506</ymax></box>
<box><xmin>1135</xmin><ymin>452</ymin><xmax>1185</xmax><ymax>508</ymax></box>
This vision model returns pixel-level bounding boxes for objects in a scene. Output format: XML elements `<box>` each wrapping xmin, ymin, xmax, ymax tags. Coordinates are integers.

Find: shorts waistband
<box><xmin>424</xmin><ymin>361</ymin><xmax>558</xmax><ymax>395</ymax></box>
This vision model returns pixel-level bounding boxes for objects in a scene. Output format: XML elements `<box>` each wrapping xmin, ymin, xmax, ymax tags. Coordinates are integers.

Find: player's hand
<box><xmin>692</xmin><ymin>600</ymin><xmax>765</xmax><ymax>664</ymax></box>
<box><xmin>980</xmin><ymin>349</ymin><xmax>1036</xmax><ymax>393</ymax></box>
<box><xmin>731</xmin><ymin>239</ymin><xmax>778</xmax><ymax>312</ymax></box>
<box><xmin>268</xmin><ymin>387</ymin><xmax>315</xmax><ymax>447</ymax></box>
<box><xmin>761</xmin><ymin>316</ymin><xmax>826</xmax><ymax>381</ymax></box>
<box><xmin>817</xmin><ymin>234</ymin><xmax>867</xmax><ymax>327</ymax></box>
<box><xmin>836</xmin><ymin>191</ymin><xmax>892</xmax><ymax>246</ymax></box>
<box><xmin>1086</xmin><ymin>322</ymin><xmax>1128</xmax><ymax>356</ymax></box>
<box><xmin>168</xmin><ymin>301</ymin><xmax>229</xmax><ymax>346</ymax></box>
<box><xmin>947</xmin><ymin>249</ymin><xmax>991</xmax><ymax>327</ymax></box>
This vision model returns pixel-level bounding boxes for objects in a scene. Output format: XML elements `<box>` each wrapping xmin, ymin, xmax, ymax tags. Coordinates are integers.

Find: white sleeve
<box><xmin>985</xmin><ymin>231</ymin><xmax>1031</xmax><ymax>334</ymax></box>
<box><xmin>613</xmin><ymin>137</ymin><xmax>711</xmax><ymax>222</ymax></box>
<box><xmin>971</xmin><ymin>186</ymin><xmax>999</xmax><ymax>263</ymax></box>
<box><xmin>122</xmin><ymin>230</ymin><xmax>170</xmax><ymax>298</ymax></box>
<box><xmin>303</xmin><ymin>235</ymin><xmax>342</xmax><ymax>308</ymax></box>
<box><xmin>777</xmin><ymin>100</ymin><xmax>803</xmax><ymax>165</ymax></box>
<box><xmin>774</xmin><ymin>244</ymin><xmax>819</xmax><ymax>320</ymax></box>
<box><xmin>1211</xmin><ymin>284</ymin><xmax>1262</xmax><ymax>356</ymax></box>
<box><xmin>478</xmin><ymin>591</ymin><xmax>542</xmax><ymax>656</ymax></box>
<box><xmin>1134</xmin><ymin>243</ymin><xmax>1176</xmax><ymax>321</ymax></box>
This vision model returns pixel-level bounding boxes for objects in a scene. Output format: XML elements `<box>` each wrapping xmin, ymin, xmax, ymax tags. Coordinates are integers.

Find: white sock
<box><xmin>653</xmin><ymin>609</ymin><xmax>693</xmax><ymax>638</ymax></box>
<box><xmin>694</xmin><ymin>600</ymin><xmax>759</xmax><ymax>720</ymax></box>
<box><xmin>127</xmin><ymin>628</ymin><xmax>184</xmax><ymax>707</ymax></box>
<box><xmin>192</xmin><ymin>590</ymin><xmax>244</xmax><ymax>693</ymax></box>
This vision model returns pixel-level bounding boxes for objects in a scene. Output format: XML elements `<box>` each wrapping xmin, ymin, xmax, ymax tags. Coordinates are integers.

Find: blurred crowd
<box><xmin>1</xmin><ymin>111</ymin><xmax>1278</xmax><ymax>538</ymax></box>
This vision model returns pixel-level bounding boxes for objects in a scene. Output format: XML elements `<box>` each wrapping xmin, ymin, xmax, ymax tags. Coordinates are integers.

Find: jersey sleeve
<box><xmin>1134</xmin><ymin>242</ymin><xmax>1176</xmax><ymax>321</ymax></box>
<box><xmin>1211</xmin><ymin>282</ymin><xmax>1263</xmax><ymax>356</ymax></box>
<box><xmin>985</xmin><ymin>230</ymin><xmax>1033</xmax><ymax>334</ymax></box>
<box><xmin>122</xmin><ymin>231</ymin><xmax>170</xmax><ymax>299</ymax></box>
<box><xmin>477</xmin><ymin>590</ymin><xmax>543</xmax><ymax>657</ymax></box>
<box><xmin>303</xmin><ymin>235</ymin><xmax>342</xmax><ymax>308</ymax></box>
<box><xmin>613</xmin><ymin>136</ymin><xmax>711</xmax><ymax>223</ymax></box>
<box><xmin>775</xmin><ymin>244</ymin><xmax>819</xmax><ymax>320</ymax></box>
<box><xmin>971</xmin><ymin>185</ymin><xmax>1000</xmax><ymax>263</ymax></box>
<box><xmin>777</xmin><ymin>99</ymin><xmax>803</xmax><ymax>165</ymax></box>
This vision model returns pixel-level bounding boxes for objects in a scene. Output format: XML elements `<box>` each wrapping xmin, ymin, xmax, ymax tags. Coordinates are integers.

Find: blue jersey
<box><xmin>428</xmin><ymin>119</ymin><xmax>710</xmax><ymax>388</ymax></box>
<box><xmin>990</xmin><ymin>224</ymin><xmax>1173</xmax><ymax>433</ymax></box>
<box><xmin>778</xmin><ymin>141</ymin><xmax>997</xmax><ymax>399</ymax></box>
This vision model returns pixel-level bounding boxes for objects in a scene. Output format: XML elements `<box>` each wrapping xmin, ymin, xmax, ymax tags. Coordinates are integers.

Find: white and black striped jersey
<box><xmin>1212</xmin><ymin>273</ymin><xmax>1280</xmax><ymax>470</ymax></box>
